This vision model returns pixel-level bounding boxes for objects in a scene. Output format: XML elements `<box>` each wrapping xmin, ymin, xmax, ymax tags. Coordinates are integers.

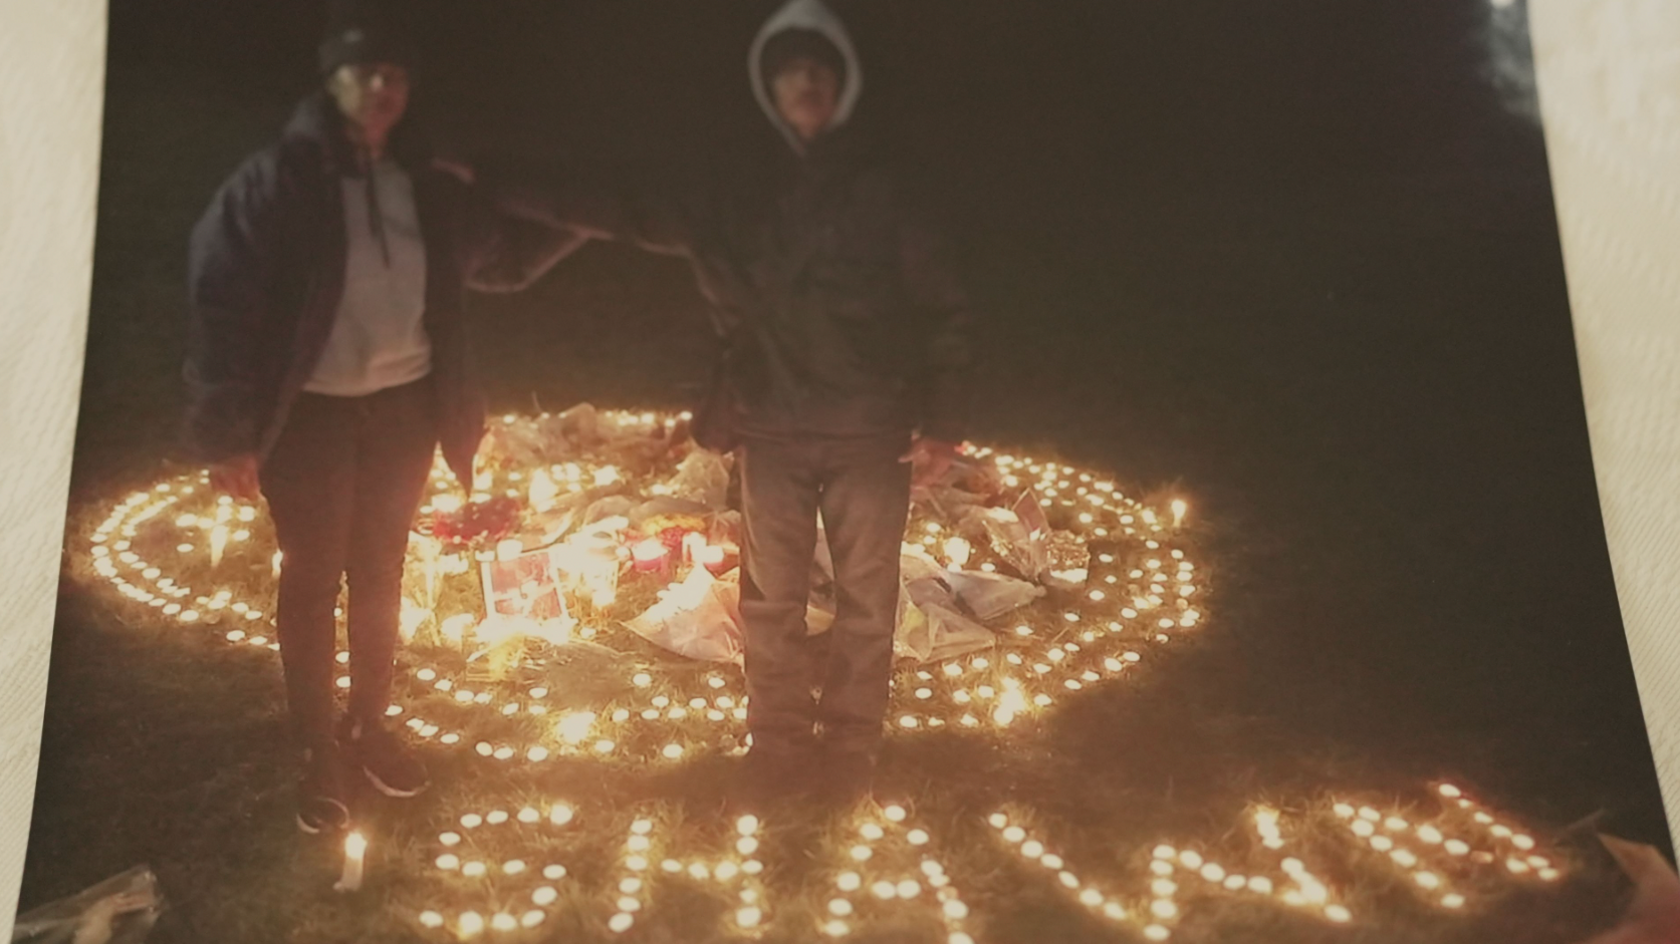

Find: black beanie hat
<box><xmin>760</xmin><ymin>28</ymin><xmax>846</xmax><ymax>87</ymax></box>
<box><xmin>318</xmin><ymin>0</ymin><xmax>419</xmax><ymax>76</ymax></box>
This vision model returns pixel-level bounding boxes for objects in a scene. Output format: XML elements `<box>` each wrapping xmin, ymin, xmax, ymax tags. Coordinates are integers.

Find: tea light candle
<box><xmin>696</xmin><ymin>545</ymin><xmax>727</xmax><ymax>572</ymax></box>
<box><xmin>496</xmin><ymin>539</ymin><xmax>524</xmax><ymax>562</ymax></box>
<box><xmin>209</xmin><ymin>525</ymin><xmax>229</xmax><ymax>567</ymax></box>
<box><xmin>335</xmin><ymin>831</ymin><xmax>367</xmax><ymax>892</ymax></box>
<box><xmin>633</xmin><ymin>539</ymin><xmax>669</xmax><ymax>574</ymax></box>
<box><xmin>528</xmin><ymin>468</ymin><xmax>559</xmax><ymax>512</ymax></box>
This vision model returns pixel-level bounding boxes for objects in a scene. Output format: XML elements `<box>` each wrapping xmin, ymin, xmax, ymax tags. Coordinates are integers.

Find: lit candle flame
<box><xmin>335</xmin><ymin>830</ymin><xmax>367</xmax><ymax>892</ymax></box>
<box><xmin>209</xmin><ymin>525</ymin><xmax>229</xmax><ymax>567</ymax></box>
<box><xmin>528</xmin><ymin>468</ymin><xmax>559</xmax><ymax>512</ymax></box>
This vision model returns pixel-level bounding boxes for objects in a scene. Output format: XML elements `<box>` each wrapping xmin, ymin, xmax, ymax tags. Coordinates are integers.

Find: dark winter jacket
<box><xmin>183</xmin><ymin>91</ymin><xmax>584</xmax><ymax>484</ymax></box>
<box><xmin>489</xmin><ymin>0</ymin><xmax>974</xmax><ymax>450</ymax></box>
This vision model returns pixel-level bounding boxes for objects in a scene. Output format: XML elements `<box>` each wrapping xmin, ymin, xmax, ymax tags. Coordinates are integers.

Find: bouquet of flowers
<box><xmin>426</xmin><ymin>496</ymin><xmax>524</xmax><ymax>552</ymax></box>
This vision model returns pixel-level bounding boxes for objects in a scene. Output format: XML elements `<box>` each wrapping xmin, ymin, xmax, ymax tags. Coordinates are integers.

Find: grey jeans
<box><xmin>736</xmin><ymin>431</ymin><xmax>913</xmax><ymax>759</ymax></box>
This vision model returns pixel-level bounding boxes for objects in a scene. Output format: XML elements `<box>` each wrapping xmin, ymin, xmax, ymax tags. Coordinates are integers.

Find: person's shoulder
<box><xmin>216</xmin><ymin>136</ymin><xmax>321</xmax><ymax>208</ymax></box>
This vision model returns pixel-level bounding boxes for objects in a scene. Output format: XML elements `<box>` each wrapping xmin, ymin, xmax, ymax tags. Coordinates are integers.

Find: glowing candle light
<box><xmin>271</xmin><ymin>551</ymin><xmax>283</xmax><ymax>578</ymax></box>
<box><xmin>440</xmin><ymin>613</ymin><xmax>474</xmax><ymax>646</ymax></box>
<box><xmin>528</xmin><ymin>468</ymin><xmax>559</xmax><ymax>512</ymax></box>
<box><xmin>556</xmin><ymin>711</ymin><xmax>596</xmax><ymax>745</ymax></box>
<box><xmin>334</xmin><ymin>831</ymin><xmax>367</xmax><ymax>893</ymax></box>
<box><xmin>633</xmin><ymin>539</ymin><xmax>670</xmax><ymax>574</ymax></box>
<box><xmin>696</xmin><ymin>544</ymin><xmax>727</xmax><ymax>572</ymax></box>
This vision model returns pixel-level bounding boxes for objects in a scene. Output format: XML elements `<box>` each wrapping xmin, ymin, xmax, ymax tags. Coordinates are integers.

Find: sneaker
<box><xmin>816</xmin><ymin>749</ymin><xmax>876</xmax><ymax>809</ymax></box>
<box><xmin>297</xmin><ymin>742</ymin><xmax>352</xmax><ymax>835</ymax></box>
<box><xmin>339</xmin><ymin>716</ymin><xmax>430</xmax><ymax>798</ymax></box>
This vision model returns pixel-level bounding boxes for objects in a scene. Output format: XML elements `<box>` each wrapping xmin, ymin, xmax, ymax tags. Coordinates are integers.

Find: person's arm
<box><xmin>183</xmin><ymin>151</ymin><xmax>289</xmax><ymax>497</ymax></box>
<box><xmin>482</xmin><ymin>157</ymin><xmax>700</xmax><ymax>258</ymax></box>
<box><xmin>444</xmin><ymin>167</ymin><xmax>593</xmax><ymax>293</ymax></box>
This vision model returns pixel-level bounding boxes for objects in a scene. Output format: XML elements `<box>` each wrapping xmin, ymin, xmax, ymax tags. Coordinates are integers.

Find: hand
<box><xmin>900</xmin><ymin>436</ymin><xmax>961</xmax><ymax>489</ymax></box>
<box><xmin>210</xmin><ymin>453</ymin><xmax>261</xmax><ymax>502</ymax></box>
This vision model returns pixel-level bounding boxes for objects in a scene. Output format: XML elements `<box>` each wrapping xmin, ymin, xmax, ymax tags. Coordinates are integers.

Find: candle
<box><xmin>943</xmin><ymin>537</ymin><xmax>972</xmax><ymax>569</ymax></box>
<box><xmin>271</xmin><ymin>551</ymin><xmax>283</xmax><ymax>579</ymax></box>
<box><xmin>528</xmin><ymin>468</ymin><xmax>560</xmax><ymax>512</ymax></box>
<box><xmin>632</xmin><ymin>538</ymin><xmax>669</xmax><ymax>574</ymax></box>
<box><xmin>556</xmin><ymin>711</ymin><xmax>595</xmax><ymax>745</ymax></box>
<box><xmin>682</xmin><ymin>532</ymin><xmax>707</xmax><ymax>564</ymax></box>
<box><xmin>496</xmin><ymin>539</ymin><xmax>524</xmax><ymax>562</ymax></box>
<box><xmin>1171</xmin><ymin>499</ymin><xmax>1188</xmax><ymax>527</ymax></box>
<box><xmin>209</xmin><ymin>525</ymin><xmax>229</xmax><ymax>568</ymax></box>
<box><xmin>335</xmin><ymin>831</ymin><xmax>367</xmax><ymax>892</ymax></box>
<box><xmin>440</xmin><ymin>613</ymin><xmax>475</xmax><ymax>646</ymax></box>
<box><xmin>583</xmin><ymin>553</ymin><xmax>620</xmax><ymax>608</ymax></box>
<box><xmin>696</xmin><ymin>545</ymin><xmax>727</xmax><ymax>573</ymax></box>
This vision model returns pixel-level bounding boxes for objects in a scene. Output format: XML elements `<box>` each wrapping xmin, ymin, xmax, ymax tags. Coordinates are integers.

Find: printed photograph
<box><xmin>17</xmin><ymin>1</ymin><xmax>1675</xmax><ymax>942</ymax></box>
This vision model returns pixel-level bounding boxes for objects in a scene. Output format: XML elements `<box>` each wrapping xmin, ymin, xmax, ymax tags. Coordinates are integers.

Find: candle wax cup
<box><xmin>335</xmin><ymin>832</ymin><xmax>368</xmax><ymax>892</ymax></box>
<box><xmin>632</xmin><ymin>539</ymin><xmax>670</xmax><ymax>573</ymax></box>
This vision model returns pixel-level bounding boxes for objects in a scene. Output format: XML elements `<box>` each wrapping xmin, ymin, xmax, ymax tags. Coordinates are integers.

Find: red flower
<box><xmin>428</xmin><ymin>496</ymin><xmax>525</xmax><ymax>551</ymax></box>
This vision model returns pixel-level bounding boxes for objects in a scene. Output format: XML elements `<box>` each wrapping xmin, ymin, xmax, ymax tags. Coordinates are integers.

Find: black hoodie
<box><xmin>183</xmin><ymin>91</ymin><xmax>584</xmax><ymax>483</ymax></box>
<box><xmin>491</xmin><ymin>0</ymin><xmax>974</xmax><ymax>450</ymax></box>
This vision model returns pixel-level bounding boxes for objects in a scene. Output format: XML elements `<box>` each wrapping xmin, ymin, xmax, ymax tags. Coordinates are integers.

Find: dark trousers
<box><xmin>259</xmin><ymin>377</ymin><xmax>439</xmax><ymax>750</ymax></box>
<box><xmin>737</xmin><ymin>432</ymin><xmax>912</xmax><ymax>759</ymax></box>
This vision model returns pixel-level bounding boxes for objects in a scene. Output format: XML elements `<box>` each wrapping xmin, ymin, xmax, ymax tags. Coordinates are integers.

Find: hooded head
<box><xmin>318</xmin><ymin>0</ymin><xmax>419</xmax><ymax>78</ymax></box>
<box><xmin>749</xmin><ymin>0</ymin><xmax>863</xmax><ymax>154</ymax></box>
<box><xmin>318</xmin><ymin>0</ymin><xmax>418</xmax><ymax>152</ymax></box>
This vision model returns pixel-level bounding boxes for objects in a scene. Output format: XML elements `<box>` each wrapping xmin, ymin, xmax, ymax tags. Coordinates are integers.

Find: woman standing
<box><xmin>182</xmin><ymin>0</ymin><xmax>579</xmax><ymax>833</ymax></box>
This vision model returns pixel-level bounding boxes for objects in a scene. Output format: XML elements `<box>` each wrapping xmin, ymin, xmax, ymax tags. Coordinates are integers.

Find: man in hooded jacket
<box><xmin>184</xmin><ymin>0</ymin><xmax>583</xmax><ymax>833</ymax></box>
<box><xmin>492</xmin><ymin>0</ymin><xmax>976</xmax><ymax>805</ymax></box>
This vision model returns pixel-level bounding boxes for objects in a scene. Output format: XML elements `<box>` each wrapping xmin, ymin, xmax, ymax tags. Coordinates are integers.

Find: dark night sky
<box><xmin>88</xmin><ymin>0</ymin><xmax>1669</xmax><ymax>848</ymax></box>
